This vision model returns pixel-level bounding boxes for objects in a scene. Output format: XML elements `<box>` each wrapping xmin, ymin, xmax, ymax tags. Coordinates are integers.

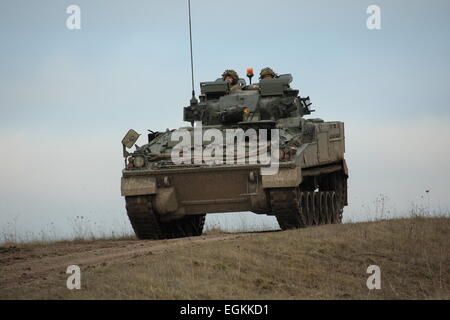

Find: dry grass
<box><xmin>1</xmin><ymin>217</ymin><xmax>449</xmax><ymax>299</ymax></box>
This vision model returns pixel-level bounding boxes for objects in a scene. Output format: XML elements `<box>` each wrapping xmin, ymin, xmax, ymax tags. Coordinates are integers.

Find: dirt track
<box><xmin>1</xmin><ymin>218</ymin><xmax>449</xmax><ymax>299</ymax></box>
<box><xmin>0</xmin><ymin>232</ymin><xmax>254</xmax><ymax>290</ymax></box>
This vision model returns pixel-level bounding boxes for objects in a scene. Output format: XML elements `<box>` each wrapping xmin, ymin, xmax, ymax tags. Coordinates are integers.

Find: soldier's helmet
<box><xmin>222</xmin><ymin>69</ymin><xmax>239</xmax><ymax>84</ymax></box>
<box><xmin>259</xmin><ymin>67</ymin><xmax>277</xmax><ymax>79</ymax></box>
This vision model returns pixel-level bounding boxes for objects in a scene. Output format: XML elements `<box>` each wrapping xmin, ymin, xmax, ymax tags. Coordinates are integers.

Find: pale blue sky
<box><xmin>0</xmin><ymin>0</ymin><xmax>449</xmax><ymax>240</ymax></box>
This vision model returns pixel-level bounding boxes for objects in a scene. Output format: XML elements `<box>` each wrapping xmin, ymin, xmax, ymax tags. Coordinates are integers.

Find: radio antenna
<box><xmin>188</xmin><ymin>0</ymin><xmax>197</xmax><ymax>104</ymax></box>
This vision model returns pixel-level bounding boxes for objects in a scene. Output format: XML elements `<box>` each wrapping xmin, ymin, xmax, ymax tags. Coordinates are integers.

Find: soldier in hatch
<box><xmin>244</xmin><ymin>67</ymin><xmax>279</xmax><ymax>90</ymax></box>
<box><xmin>222</xmin><ymin>69</ymin><xmax>241</xmax><ymax>90</ymax></box>
<box><xmin>259</xmin><ymin>67</ymin><xmax>278</xmax><ymax>79</ymax></box>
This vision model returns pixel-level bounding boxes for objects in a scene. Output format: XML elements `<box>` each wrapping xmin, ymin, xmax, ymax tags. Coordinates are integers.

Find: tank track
<box><xmin>125</xmin><ymin>195</ymin><xmax>205</xmax><ymax>240</ymax></box>
<box><xmin>270</xmin><ymin>188</ymin><xmax>306</xmax><ymax>229</ymax></box>
<box><xmin>270</xmin><ymin>172</ymin><xmax>346</xmax><ymax>230</ymax></box>
<box><xmin>318</xmin><ymin>171</ymin><xmax>347</xmax><ymax>224</ymax></box>
<box><xmin>271</xmin><ymin>189</ymin><xmax>343</xmax><ymax>230</ymax></box>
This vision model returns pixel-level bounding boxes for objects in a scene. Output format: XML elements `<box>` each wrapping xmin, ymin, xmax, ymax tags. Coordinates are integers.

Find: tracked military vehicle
<box><xmin>120</xmin><ymin>72</ymin><xmax>348</xmax><ymax>239</ymax></box>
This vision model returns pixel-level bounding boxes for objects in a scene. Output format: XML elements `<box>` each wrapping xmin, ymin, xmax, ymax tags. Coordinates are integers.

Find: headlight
<box><xmin>133</xmin><ymin>156</ymin><xmax>145</xmax><ymax>168</ymax></box>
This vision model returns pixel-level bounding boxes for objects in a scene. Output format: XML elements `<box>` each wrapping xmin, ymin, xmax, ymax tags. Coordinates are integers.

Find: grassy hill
<box><xmin>1</xmin><ymin>217</ymin><xmax>449</xmax><ymax>299</ymax></box>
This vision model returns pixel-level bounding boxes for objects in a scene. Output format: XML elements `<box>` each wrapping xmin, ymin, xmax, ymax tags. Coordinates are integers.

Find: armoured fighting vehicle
<box><xmin>120</xmin><ymin>71</ymin><xmax>348</xmax><ymax>239</ymax></box>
